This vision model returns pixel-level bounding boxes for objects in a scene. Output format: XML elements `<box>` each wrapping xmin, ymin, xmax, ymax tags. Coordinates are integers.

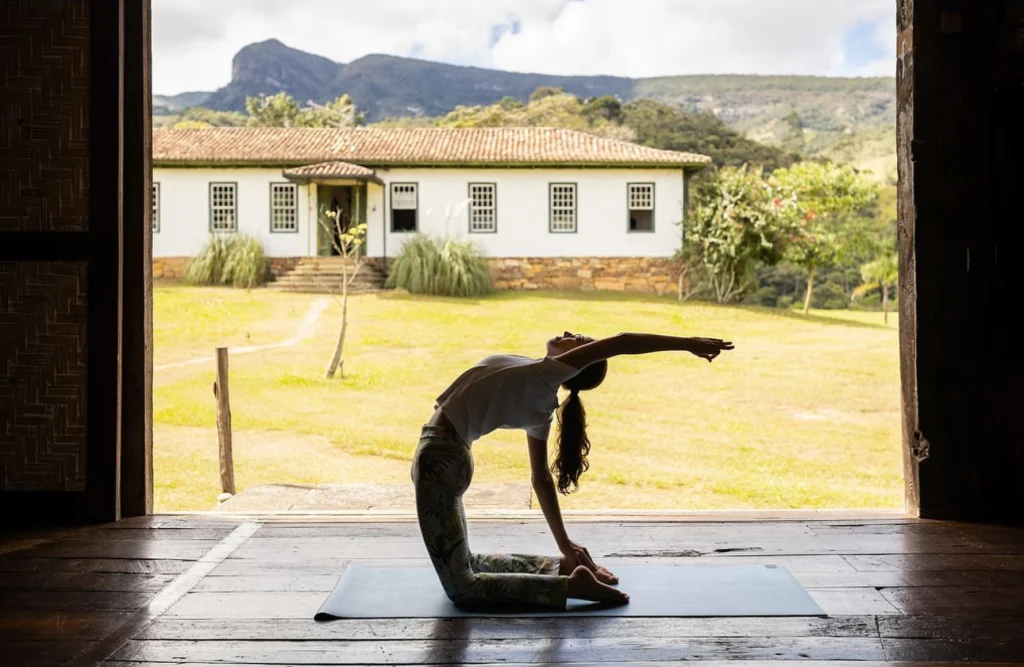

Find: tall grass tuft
<box><xmin>222</xmin><ymin>235</ymin><xmax>269</xmax><ymax>288</ymax></box>
<box><xmin>386</xmin><ymin>234</ymin><xmax>491</xmax><ymax>297</ymax></box>
<box><xmin>183</xmin><ymin>235</ymin><xmax>235</xmax><ymax>286</ymax></box>
<box><xmin>184</xmin><ymin>234</ymin><xmax>269</xmax><ymax>288</ymax></box>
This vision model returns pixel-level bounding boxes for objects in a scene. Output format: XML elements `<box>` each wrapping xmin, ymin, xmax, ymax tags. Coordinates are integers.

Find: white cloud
<box><xmin>153</xmin><ymin>0</ymin><xmax>897</xmax><ymax>94</ymax></box>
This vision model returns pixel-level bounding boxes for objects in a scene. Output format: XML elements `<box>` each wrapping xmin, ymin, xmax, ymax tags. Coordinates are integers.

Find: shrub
<box><xmin>184</xmin><ymin>234</ymin><xmax>269</xmax><ymax>288</ymax></box>
<box><xmin>777</xmin><ymin>295</ymin><xmax>795</xmax><ymax>310</ymax></box>
<box><xmin>850</xmin><ymin>291</ymin><xmax>882</xmax><ymax>311</ymax></box>
<box><xmin>811</xmin><ymin>280</ymin><xmax>849</xmax><ymax>310</ymax></box>
<box><xmin>742</xmin><ymin>285</ymin><xmax>779</xmax><ymax>307</ymax></box>
<box><xmin>386</xmin><ymin>234</ymin><xmax>491</xmax><ymax>297</ymax></box>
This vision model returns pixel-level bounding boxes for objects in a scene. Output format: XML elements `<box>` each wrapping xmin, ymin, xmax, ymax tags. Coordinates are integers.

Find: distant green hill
<box><xmin>153</xmin><ymin>91</ymin><xmax>211</xmax><ymax>113</ymax></box>
<box><xmin>155</xmin><ymin>39</ymin><xmax>896</xmax><ymax>178</ymax></box>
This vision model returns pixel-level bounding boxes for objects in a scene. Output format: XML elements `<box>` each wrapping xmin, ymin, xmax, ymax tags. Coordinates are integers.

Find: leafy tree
<box><xmin>770</xmin><ymin>162</ymin><xmax>879</xmax><ymax>314</ymax></box>
<box><xmin>855</xmin><ymin>252</ymin><xmax>899</xmax><ymax>324</ymax></box>
<box><xmin>683</xmin><ymin>165</ymin><xmax>786</xmax><ymax>303</ymax></box>
<box><xmin>582</xmin><ymin>95</ymin><xmax>623</xmax><ymax>123</ymax></box>
<box><xmin>298</xmin><ymin>94</ymin><xmax>364</xmax><ymax>127</ymax></box>
<box><xmin>244</xmin><ymin>92</ymin><xmax>363</xmax><ymax>128</ymax></box>
<box><xmin>245</xmin><ymin>92</ymin><xmax>302</xmax><ymax>127</ymax></box>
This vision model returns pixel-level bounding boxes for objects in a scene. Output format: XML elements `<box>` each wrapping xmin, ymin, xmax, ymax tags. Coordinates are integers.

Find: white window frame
<box><xmin>628</xmin><ymin>182</ymin><xmax>655</xmax><ymax>233</ymax></box>
<box><xmin>151</xmin><ymin>182</ymin><xmax>160</xmax><ymax>233</ymax></box>
<box><xmin>209</xmin><ymin>182</ymin><xmax>237</xmax><ymax>233</ymax></box>
<box><xmin>468</xmin><ymin>183</ymin><xmax>497</xmax><ymax>233</ymax></box>
<box><xmin>270</xmin><ymin>183</ymin><xmax>299</xmax><ymax>233</ymax></box>
<box><xmin>390</xmin><ymin>182</ymin><xmax>418</xmax><ymax>233</ymax></box>
<box><xmin>549</xmin><ymin>183</ymin><xmax>577</xmax><ymax>233</ymax></box>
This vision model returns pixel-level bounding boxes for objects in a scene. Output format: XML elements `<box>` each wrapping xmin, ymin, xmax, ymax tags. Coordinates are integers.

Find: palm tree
<box><xmin>854</xmin><ymin>253</ymin><xmax>899</xmax><ymax>324</ymax></box>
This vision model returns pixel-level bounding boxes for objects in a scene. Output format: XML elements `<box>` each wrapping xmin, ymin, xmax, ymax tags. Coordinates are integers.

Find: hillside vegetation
<box><xmin>155</xmin><ymin>39</ymin><xmax>896</xmax><ymax>175</ymax></box>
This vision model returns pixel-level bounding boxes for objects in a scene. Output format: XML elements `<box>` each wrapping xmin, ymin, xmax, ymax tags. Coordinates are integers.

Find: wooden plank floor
<box><xmin>0</xmin><ymin>517</ymin><xmax>1022</xmax><ymax>666</ymax></box>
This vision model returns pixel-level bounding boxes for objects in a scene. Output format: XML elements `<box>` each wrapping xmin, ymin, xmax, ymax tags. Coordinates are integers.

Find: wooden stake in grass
<box><xmin>213</xmin><ymin>347</ymin><xmax>235</xmax><ymax>496</ymax></box>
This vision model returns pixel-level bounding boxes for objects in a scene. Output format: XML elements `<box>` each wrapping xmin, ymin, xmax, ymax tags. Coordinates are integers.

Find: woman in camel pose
<box><xmin>412</xmin><ymin>331</ymin><xmax>734</xmax><ymax>607</ymax></box>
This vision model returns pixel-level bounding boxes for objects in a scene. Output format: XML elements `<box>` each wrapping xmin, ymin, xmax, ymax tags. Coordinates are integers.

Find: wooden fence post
<box><xmin>213</xmin><ymin>347</ymin><xmax>235</xmax><ymax>496</ymax></box>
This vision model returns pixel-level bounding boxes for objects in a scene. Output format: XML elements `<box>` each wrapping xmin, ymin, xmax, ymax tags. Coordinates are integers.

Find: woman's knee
<box><xmin>443</xmin><ymin>573</ymin><xmax>481</xmax><ymax>606</ymax></box>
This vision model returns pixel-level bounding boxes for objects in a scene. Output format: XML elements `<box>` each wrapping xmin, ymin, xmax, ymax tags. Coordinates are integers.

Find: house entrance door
<box><xmin>317</xmin><ymin>186</ymin><xmax>351</xmax><ymax>256</ymax></box>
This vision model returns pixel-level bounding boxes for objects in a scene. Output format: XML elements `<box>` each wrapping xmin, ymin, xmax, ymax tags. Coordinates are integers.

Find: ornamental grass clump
<box><xmin>184</xmin><ymin>234</ymin><xmax>269</xmax><ymax>289</ymax></box>
<box><xmin>386</xmin><ymin>234</ymin><xmax>491</xmax><ymax>297</ymax></box>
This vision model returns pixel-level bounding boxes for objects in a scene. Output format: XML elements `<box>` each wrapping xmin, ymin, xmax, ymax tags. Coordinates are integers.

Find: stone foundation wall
<box><xmin>153</xmin><ymin>257</ymin><xmax>187</xmax><ymax>280</ymax></box>
<box><xmin>154</xmin><ymin>256</ymin><xmax>683</xmax><ymax>294</ymax></box>
<box><xmin>152</xmin><ymin>257</ymin><xmax>302</xmax><ymax>281</ymax></box>
<box><xmin>489</xmin><ymin>257</ymin><xmax>684</xmax><ymax>294</ymax></box>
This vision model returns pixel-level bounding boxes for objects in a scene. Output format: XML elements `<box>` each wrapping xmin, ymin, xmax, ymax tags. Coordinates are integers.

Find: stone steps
<box><xmin>269</xmin><ymin>257</ymin><xmax>387</xmax><ymax>294</ymax></box>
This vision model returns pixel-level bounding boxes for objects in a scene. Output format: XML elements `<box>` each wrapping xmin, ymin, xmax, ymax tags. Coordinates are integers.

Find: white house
<box><xmin>151</xmin><ymin>127</ymin><xmax>711</xmax><ymax>292</ymax></box>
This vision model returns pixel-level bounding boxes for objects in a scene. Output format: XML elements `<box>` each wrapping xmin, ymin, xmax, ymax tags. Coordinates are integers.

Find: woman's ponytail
<box><xmin>552</xmin><ymin>360</ymin><xmax>608</xmax><ymax>494</ymax></box>
<box><xmin>553</xmin><ymin>389</ymin><xmax>590</xmax><ymax>494</ymax></box>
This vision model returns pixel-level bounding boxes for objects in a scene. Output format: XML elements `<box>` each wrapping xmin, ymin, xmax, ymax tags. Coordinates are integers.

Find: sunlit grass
<box><xmin>154</xmin><ymin>288</ymin><xmax>902</xmax><ymax>512</ymax></box>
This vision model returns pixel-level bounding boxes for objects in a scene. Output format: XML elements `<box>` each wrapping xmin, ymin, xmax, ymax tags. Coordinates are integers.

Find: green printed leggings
<box><xmin>411</xmin><ymin>425</ymin><xmax>568</xmax><ymax>609</ymax></box>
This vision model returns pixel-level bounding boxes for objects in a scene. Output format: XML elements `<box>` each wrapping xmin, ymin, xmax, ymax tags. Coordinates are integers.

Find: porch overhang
<box><xmin>283</xmin><ymin>160</ymin><xmax>383</xmax><ymax>185</ymax></box>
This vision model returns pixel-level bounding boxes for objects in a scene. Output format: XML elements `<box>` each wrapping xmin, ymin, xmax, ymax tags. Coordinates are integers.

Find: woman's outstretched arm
<box><xmin>554</xmin><ymin>333</ymin><xmax>734</xmax><ymax>370</ymax></box>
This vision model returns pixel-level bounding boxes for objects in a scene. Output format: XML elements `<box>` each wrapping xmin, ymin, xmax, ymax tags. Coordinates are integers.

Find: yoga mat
<box><xmin>314</xmin><ymin>563</ymin><xmax>826</xmax><ymax>620</ymax></box>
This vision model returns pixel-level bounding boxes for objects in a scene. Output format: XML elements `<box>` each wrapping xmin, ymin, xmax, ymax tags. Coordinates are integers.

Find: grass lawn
<box><xmin>154</xmin><ymin>287</ymin><xmax>902</xmax><ymax>512</ymax></box>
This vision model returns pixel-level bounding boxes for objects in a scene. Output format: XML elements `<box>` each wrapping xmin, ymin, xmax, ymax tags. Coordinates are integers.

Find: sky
<box><xmin>153</xmin><ymin>0</ymin><xmax>896</xmax><ymax>95</ymax></box>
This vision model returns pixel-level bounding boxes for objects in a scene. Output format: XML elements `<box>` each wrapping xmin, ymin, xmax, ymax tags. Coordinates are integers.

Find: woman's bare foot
<box><xmin>567</xmin><ymin>565</ymin><xmax>629</xmax><ymax>605</ymax></box>
<box><xmin>559</xmin><ymin>559</ymin><xmax>618</xmax><ymax>585</ymax></box>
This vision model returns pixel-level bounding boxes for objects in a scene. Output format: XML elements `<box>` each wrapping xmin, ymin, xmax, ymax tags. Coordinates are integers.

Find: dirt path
<box><xmin>154</xmin><ymin>296</ymin><xmax>330</xmax><ymax>373</ymax></box>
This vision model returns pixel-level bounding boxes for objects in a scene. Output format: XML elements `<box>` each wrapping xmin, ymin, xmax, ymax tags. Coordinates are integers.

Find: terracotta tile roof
<box><xmin>282</xmin><ymin>161</ymin><xmax>379</xmax><ymax>181</ymax></box>
<box><xmin>152</xmin><ymin>127</ymin><xmax>712</xmax><ymax>168</ymax></box>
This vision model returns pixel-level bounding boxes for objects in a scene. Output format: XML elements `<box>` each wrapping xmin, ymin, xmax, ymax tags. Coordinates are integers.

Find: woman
<box><xmin>412</xmin><ymin>331</ymin><xmax>734</xmax><ymax>608</ymax></box>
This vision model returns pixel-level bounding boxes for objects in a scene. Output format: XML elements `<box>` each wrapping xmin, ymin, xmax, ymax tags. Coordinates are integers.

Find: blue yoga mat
<box><xmin>314</xmin><ymin>563</ymin><xmax>826</xmax><ymax>619</ymax></box>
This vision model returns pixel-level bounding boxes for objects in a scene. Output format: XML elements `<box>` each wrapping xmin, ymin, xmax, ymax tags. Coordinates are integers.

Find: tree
<box><xmin>582</xmin><ymin>95</ymin><xmax>623</xmax><ymax>123</ymax></box>
<box><xmin>244</xmin><ymin>92</ymin><xmax>363</xmax><ymax>129</ymax></box>
<box><xmin>855</xmin><ymin>252</ymin><xmax>899</xmax><ymax>324</ymax></box>
<box><xmin>770</xmin><ymin>162</ymin><xmax>878</xmax><ymax>314</ymax></box>
<box><xmin>318</xmin><ymin>209</ymin><xmax>368</xmax><ymax>379</ymax></box>
<box><xmin>245</xmin><ymin>92</ymin><xmax>302</xmax><ymax>127</ymax></box>
<box><xmin>684</xmin><ymin>165</ymin><xmax>786</xmax><ymax>303</ymax></box>
<box><xmin>298</xmin><ymin>94</ymin><xmax>364</xmax><ymax>127</ymax></box>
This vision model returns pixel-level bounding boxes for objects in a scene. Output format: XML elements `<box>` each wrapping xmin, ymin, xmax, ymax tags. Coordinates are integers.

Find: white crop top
<box><xmin>434</xmin><ymin>354</ymin><xmax>581</xmax><ymax>445</ymax></box>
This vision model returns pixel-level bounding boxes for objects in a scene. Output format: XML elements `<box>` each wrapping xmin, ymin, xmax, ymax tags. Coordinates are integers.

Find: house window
<box><xmin>391</xmin><ymin>183</ymin><xmax>418</xmax><ymax>232</ymax></box>
<box><xmin>549</xmin><ymin>183</ymin><xmax>577</xmax><ymax>233</ymax></box>
<box><xmin>152</xmin><ymin>182</ymin><xmax>160</xmax><ymax>233</ymax></box>
<box><xmin>628</xmin><ymin>183</ymin><xmax>654</xmax><ymax>232</ymax></box>
<box><xmin>468</xmin><ymin>183</ymin><xmax>497</xmax><ymax>233</ymax></box>
<box><xmin>270</xmin><ymin>183</ymin><xmax>298</xmax><ymax>233</ymax></box>
<box><xmin>209</xmin><ymin>182</ymin><xmax>237</xmax><ymax>232</ymax></box>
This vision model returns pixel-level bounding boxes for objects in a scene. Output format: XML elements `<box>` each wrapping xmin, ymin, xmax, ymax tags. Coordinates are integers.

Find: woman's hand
<box><xmin>687</xmin><ymin>337</ymin><xmax>734</xmax><ymax>362</ymax></box>
<box><xmin>562</xmin><ymin>540</ymin><xmax>618</xmax><ymax>585</ymax></box>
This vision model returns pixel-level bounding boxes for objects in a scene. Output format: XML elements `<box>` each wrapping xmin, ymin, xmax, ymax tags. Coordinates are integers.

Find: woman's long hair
<box><xmin>553</xmin><ymin>361</ymin><xmax>608</xmax><ymax>494</ymax></box>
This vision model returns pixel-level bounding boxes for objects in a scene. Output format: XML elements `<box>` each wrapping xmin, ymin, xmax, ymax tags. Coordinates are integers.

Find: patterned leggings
<box><xmin>411</xmin><ymin>425</ymin><xmax>568</xmax><ymax>609</ymax></box>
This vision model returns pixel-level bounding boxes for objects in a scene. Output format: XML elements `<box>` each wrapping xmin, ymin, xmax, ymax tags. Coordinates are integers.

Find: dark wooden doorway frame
<box><xmin>0</xmin><ymin>0</ymin><xmax>150</xmax><ymax>523</ymax></box>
